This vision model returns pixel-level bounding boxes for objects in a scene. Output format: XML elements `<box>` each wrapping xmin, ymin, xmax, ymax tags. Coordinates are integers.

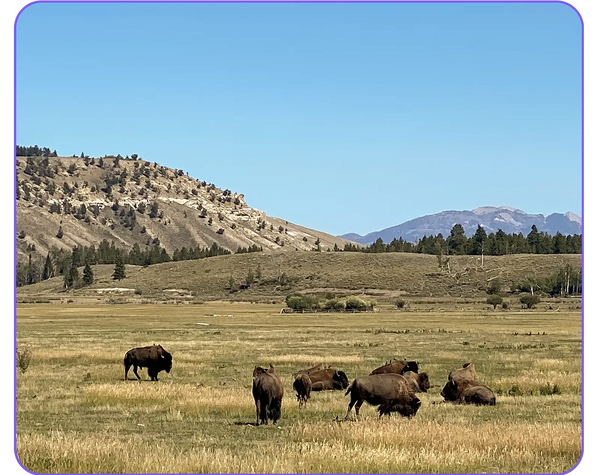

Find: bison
<box><xmin>293</xmin><ymin>373</ymin><xmax>312</xmax><ymax>407</ymax></box>
<box><xmin>306</xmin><ymin>368</ymin><xmax>349</xmax><ymax>391</ymax></box>
<box><xmin>402</xmin><ymin>371</ymin><xmax>430</xmax><ymax>393</ymax></box>
<box><xmin>441</xmin><ymin>378</ymin><xmax>496</xmax><ymax>406</ymax></box>
<box><xmin>124</xmin><ymin>344</ymin><xmax>172</xmax><ymax>381</ymax></box>
<box><xmin>370</xmin><ymin>358</ymin><xmax>419</xmax><ymax>376</ymax></box>
<box><xmin>448</xmin><ymin>362</ymin><xmax>477</xmax><ymax>383</ymax></box>
<box><xmin>253</xmin><ymin>364</ymin><xmax>284</xmax><ymax>425</ymax></box>
<box><xmin>296</xmin><ymin>363</ymin><xmax>330</xmax><ymax>376</ymax></box>
<box><xmin>345</xmin><ymin>373</ymin><xmax>421</xmax><ymax>420</ymax></box>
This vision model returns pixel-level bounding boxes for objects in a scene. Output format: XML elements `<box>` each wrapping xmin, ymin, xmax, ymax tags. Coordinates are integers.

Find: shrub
<box><xmin>540</xmin><ymin>383</ymin><xmax>561</xmax><ymax>396</ymax></box>
<box><xmin>345</xmin><ymin>296</ymin><xmax>368</xmax><ymax>311</ymax></box>
<box><xmin>520</xmin><ymin>294</ymin><xmax>541</xmax><ymax>309</ymax></box>
<box><xmin>16</xmin><ymin>348</ymin><xmax>32</xmax><ymax>374</ymax></box>
<box><xmin>502</xmin><ymin>302</ymin><xmax>509</xmax><ymax>310</ymax></box>
<box><xmin>486</xmin><ymin>295</ymin><xmax>503</xmax><ymax>309</ymax></box>
<box><xmin>486</xmin><ymin>280</ymin><xmax>502</xmax><ymax>295</ymax></box>
<box><xmin>285</xmin><ymin>294</ymin><xmax>319</xmax><ymax>311</ymax></box>
<box><xmin>395</xmin><ymin>299</ymin><xmax>406</xmax><ymax>309</ymax></box>
<box><xmin>508</xmin><ymin>385</ymin><xmax>523</xmax><ymax>397</ymax></box>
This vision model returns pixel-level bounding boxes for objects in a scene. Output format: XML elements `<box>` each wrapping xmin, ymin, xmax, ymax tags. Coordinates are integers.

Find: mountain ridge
<box><xmin>341</xmin><ymin>206</ymin><xmax>582</xmax><ymax>245</ymax></box>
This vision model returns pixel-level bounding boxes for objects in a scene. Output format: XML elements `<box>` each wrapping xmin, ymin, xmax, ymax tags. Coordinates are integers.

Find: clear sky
<box><xmin>15</xmin><ymin>1</ymin><xmax>582</xmax><ymax>236</ymax></box>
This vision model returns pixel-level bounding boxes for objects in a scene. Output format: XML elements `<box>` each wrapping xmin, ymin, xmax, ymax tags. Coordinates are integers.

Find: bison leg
<box><xmin>345</xmin><ymin>397</ymin><xmax>361</xmax><ymax>421</ymax></box>
<box><xmin>124</xmin><ymin>362</ymin><xmax>131</xmax><ymax>381</ymax></box>
<box><xmin>255</xmin><ymin>401</ymin><xmax>260</xmax><ymax>426</ymax></box>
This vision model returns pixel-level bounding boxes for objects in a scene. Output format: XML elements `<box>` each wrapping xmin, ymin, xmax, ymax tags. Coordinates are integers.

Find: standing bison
<box><xmin>345</xmin><ymin>373</ymin><xmax>421</xmax><ymax>420</ymax></box>
<box><xmin>124</xmin><ymin>345</ymin><xmax>172</xmax><ymax>381</ymax></box>
<box><xmin>293</xmin><ymin>373</ymin><xmax>312</xmax><ymax>407</ymax></box>
<box><xmin>253</xmin><ymin>364</ymin><xmax>284</xmax><ymax>425</ymax></box>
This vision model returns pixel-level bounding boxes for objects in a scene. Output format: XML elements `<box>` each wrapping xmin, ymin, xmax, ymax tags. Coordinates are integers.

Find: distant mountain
<box><xmin>342</xmin><ymin>206</ymin><xmax>582</xmax><ymax>245</ymax></box>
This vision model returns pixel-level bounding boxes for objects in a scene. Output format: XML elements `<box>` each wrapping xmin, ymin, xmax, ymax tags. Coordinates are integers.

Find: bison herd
<box><xmin>123</xmin><ymin>347</ymin><xmax>495</xmax><ymax>425</ymax></box>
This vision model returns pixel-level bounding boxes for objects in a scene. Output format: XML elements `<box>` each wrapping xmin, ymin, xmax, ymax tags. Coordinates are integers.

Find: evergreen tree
<box><xmin>527</xmin><ymin>225</ymin><xmax>540</xmax><ymax>253</ymax></box>
<box><xmin>112</xmin><ymin>255</ymin><xmax>126</xmax><ymax>280</ymax></box>
<box><xmin>42</xmin><ymin>253</ymin><xmax>54</xmax><ymax>280</ymax></box>
<box><xmin>447</xmin><ymin>224</ymin><xmax>467</xmax><ymax>255</ymax></box>
<box><xmin>82</xmin><ymin>264</ymin><xmax>94</xmax><ymax>285</ymax></box>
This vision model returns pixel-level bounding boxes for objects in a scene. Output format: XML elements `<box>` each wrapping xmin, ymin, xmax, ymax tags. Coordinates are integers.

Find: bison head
<box><xmin>400</xmin><ymin>361</ymin><xmax>419</xmax><ymax>374</ymax></box>
<box><xmin>441</xmin><ymin>379</ymin><xmax>459</xmax><ymax>401</ymax></box>
<box><xmin>333</xmin><ymin>370</ymin><xmax>349</xmax><ymax>389</ymax></box>
<box><xmin>253</xmin><ymin>366</ymin><xmax>267</xmax><ymax>378</ymax></box>
<box><xmin>418</xmin><ymin>373</ymin><xmax>430</xmax><ymax>392</ymax></box>
<box><xmin>160</xmin><ymin>352</ymin><xmax>172</xmax><ymax>373</ymax></box>
<box><xmin>385</xmin><ymin>397</ymin><xmax>422</xmax><ymax>418</ymax></box>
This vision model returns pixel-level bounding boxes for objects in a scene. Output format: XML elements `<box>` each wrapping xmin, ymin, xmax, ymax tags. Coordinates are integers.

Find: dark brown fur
<box><xmin>306</xmin><ymin>368</ymin><xmax>349</xmax><ymax>390</ymax></box>
<box><xmin>402</xmin><ymin>371</ymin><xmax>430</xmax><ymax>393</ymax></box>
<box><xmin>370</xmin><ymin>359</ymin><xmax>419</xmax><ymax>376</ymax></box>
<box><xmin>441</xmin><ymin>378</ymin><xmax>496</xmax><ymax>406</ymax></box>
<box><xmin>345</xmin><ymin>373</ymin><xmax>421</xmax><ymax>419</ymax></box>
<box><xmin>124</xmin><ymin>345</ymin><xmax>172</xmax><ymax>381</ymax></box>
<box><xmin>293</xmin><ymin>373</ymin><xmax>312</xmax><ymax>407</ymax></box>
<box><xmin>253</xmin><ymin>364</ymin><xmax>284</xmax><ymax>425</ymax></box>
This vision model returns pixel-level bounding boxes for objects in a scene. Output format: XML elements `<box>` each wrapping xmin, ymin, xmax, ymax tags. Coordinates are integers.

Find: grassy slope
<box><xmin>16</xmin><ymin>303</ymin><xmax>581</xmax><ymax>473</ymax></box>
<box><xmin>17</xmin><ymin>252</ymin><xmax>582</xmax><ymax>303</ymax></box>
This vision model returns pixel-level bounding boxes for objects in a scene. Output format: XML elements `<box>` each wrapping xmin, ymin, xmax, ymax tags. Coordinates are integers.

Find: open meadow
<box><xmin>16</xmin><ymin>302</ymin><xmax>581</xmax><ymax>473</ymax></box>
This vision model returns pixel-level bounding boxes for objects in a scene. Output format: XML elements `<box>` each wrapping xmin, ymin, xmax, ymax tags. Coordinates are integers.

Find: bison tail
<box><xmin>345</xmin><ymin>381</ymin><xmax>355</xmax><ymax>397</ymax></box>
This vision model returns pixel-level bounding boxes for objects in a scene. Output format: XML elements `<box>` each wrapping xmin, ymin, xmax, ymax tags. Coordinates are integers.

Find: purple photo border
<box><xmin>10</xmin><ymin>0</ymin><xmax>587</xmax><ymax>475</ymax></box>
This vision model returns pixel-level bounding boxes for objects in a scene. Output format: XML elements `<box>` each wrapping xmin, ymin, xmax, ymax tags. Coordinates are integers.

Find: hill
<box><xmin>342</xmin><ymin>206</ymin><xmax>582</xmax><ymax>245</ymax></box>
<box><xmin>17</xmin><ymin>252</ymin><xmax>581</xmax><ymax>303</ymax></box>
<box><xmin>16</xmin><ymin>155</ymin><xmax>352</xmax><ymax>262</ymax></box>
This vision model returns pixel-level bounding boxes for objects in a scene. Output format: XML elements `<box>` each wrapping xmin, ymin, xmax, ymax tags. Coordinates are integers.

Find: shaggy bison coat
<box><xmin>124</xmin><ymin>345</ymin><xmax>172</xmax><ymax>381</ymax></box>
<box><xmin>293</xmin><ymin>373</ymin><xmax>312</xmax><ymax>407</ymax></box>
<box><xmin>345</xmin><ymin>373</ymin><xmax>421</xmax><ymax>419</ymax></box>
<box><xmin>253</xmin><ymin>365</ymin><xmax>284</xmax><ymax>425</ymax></box>
<box><xmin>441</xmin><ymin>378</ymin><xmax>496</xmax><ymax>406</ymax></box>
<box><xmin>306</xmin><ymin>368</ymin><xmax>349</xmax><ymax>391</ymax></box>
<box><xmin>448</xmin><ymin>363</ymin><xmax>477</xmax><ymax>383</ymax></box>
<box><xmin>370</xmin><ymin>359</ymin><xmax>419</xmax><ymax>376</ymax></box>
<box><xmin>402</xmin><ymin>371</ymin><xmax>431</xmax><ymax>393</ymax></box>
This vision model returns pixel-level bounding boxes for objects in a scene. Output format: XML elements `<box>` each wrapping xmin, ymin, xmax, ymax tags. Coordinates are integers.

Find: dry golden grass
<box><xmin>16</xmin><ymin>302</ymin><xmax>581</xmax><ymax>473</ymax></box>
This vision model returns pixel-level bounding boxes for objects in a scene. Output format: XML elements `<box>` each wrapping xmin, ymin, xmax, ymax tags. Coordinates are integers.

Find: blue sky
<box><xmin>15</xmin><ymin>1</ymin><xmax>582</xmax><ymax>236</ymax></box>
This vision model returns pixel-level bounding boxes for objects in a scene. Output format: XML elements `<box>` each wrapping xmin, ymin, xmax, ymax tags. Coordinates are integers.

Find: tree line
<box><xmin>16</xmin><ymin>240</ymin><xmax>232</xmax><ymax>288</ymax></box>
<box><xmin>341</xmin><ymin>224</ymin><xmax>581</xmax><ymax>256</ymax></box>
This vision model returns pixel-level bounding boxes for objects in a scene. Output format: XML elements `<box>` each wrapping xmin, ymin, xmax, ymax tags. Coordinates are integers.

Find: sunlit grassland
<box><xmin>16</xmin><ymin>303</ymin><xmax>581</xmax><ymax>473</ymax></box>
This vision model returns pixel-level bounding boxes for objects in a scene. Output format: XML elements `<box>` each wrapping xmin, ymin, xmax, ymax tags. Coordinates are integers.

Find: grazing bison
<box><xmin>293</xmin><ymin>373</ymin><xmax>312</xmax><ymax>407</ymax></box>
<box><xmin>253</xmin><ymin>364</ymin><xmax>284</xmax><ymax>425</ymax></box>
<box><xmin>307</xmin><ymin>368</ymin><xmax>349</xmax><ymax>391</ymax></box>
<box><xmin>370</xmin><ymin>358</ymin><xmax>419</xmax><ymax>376</ymax></box>
<box><xmin>448</xmin><ymin>362</ymin><xmax>477</xmax><ymax>383</ymax></box>
<box><xmin>402</xmin><ymin>371</ymin><xmax>430</xmax><ymax>393</ymax></box>
<box><xmin>124</xmin><ymin>345</ymin><xmax>172</xmax><ymax>381</ymax></box>
<box><xmin>345</xmin><ymin>373</ymin><xmax>421</xmax><ymax>420</ymax></box>
<box><xmin>441</xmin><ymin>378</ymin><xmax>496</xmax><ymax>406</ymax></box>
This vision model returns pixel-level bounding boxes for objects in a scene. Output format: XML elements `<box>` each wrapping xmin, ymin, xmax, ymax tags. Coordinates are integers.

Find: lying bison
<box><xmin>307</xmin><ymin>368</ymin><xmax>349</xmax><ymax>391</ymax></box>
<box><xmin>124</xmin><ymin>344</ymin><xmax>172</xmax><ymax>381</ymax></box>
<box><xmin>296</xmin><ymin>363</ymin><xmax>330</xmax><ymax>375</ymax></box>
<box><xmin>402</xmin><ymin>371</ymin><xmax>430</xmax><ymax>393</ymax></box>
<box><xmin>253</xmin><ymin>364</ymin><xmax>284</xmax><ymax>425</ymax></box>
<box><xmin>345</xmin><ymin>373</ymin><xmax>421</xmax><ymax>420</ymax></box>
<box><xmin>448</xmin><ymin>362</ymin><xmax>477</xmax><ymax>383</ymax></box>
<box><xmin>441</xmin><ymin>378</ymin><xmax>496</xmax><ymax>406</ymax></box>
<box><xmin>293</xmin><ymin>373</ymin><xmax>312</xmax><ymax>407</ymax></box>
<box><xmin>370</xmin><ymin>358</ymin><xmax>419</xmax><ymax>376</ymax></box>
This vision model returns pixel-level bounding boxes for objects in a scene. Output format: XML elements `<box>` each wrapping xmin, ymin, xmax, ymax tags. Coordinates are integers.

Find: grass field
<box><xmin>16</xmin><ymin>302</ymin><xmax>581</xmax><ymax>473</ymax></box>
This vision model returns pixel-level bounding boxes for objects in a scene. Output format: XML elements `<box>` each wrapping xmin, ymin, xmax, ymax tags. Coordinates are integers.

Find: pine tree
<box><xmin>83</xmin><ymin>264</ymin><xmax>94</xmax><ymax>285</ymax></box>
<box><xmin>112</xmin><ymin>255</ymin><xmax>126</xmax><ymax>280</ymax></box>
<box><xmin>42</xmin><ymin>254</ymin><xmax>54</xmax><ymax>280</ymax></box>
